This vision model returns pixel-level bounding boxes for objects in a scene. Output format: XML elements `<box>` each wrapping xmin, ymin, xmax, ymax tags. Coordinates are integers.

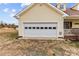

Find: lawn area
<box><xmin>0</xmin><ymin>28</ymin><xmax>79</xmax><ymax>56</ymax></box>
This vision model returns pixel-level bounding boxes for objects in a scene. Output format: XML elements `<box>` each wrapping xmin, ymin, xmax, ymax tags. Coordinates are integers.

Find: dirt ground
<box><xmin>0</xmin><ymin>28</ymin><xmax>79</xmax><ymax>56</ymax></box>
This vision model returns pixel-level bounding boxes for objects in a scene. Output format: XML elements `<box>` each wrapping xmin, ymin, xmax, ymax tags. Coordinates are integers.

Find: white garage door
<box><xmin>23</xmin><ymin>22</ymin><xmax>57</xmax><ymax>37</ymax></box>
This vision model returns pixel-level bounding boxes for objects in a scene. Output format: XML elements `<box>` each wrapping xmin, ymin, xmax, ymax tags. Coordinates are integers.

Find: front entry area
<box><xmin>23</xmin><ymin>22</ymin><xmax>57</xmax><ymax>38</ymax></box>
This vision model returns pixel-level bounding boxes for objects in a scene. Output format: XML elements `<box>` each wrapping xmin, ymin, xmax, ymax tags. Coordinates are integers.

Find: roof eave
<box><xmin>14</xmin><ymin>3</ymin><xmax>34</xmax><ymax>19</ymax></box>
<box><xmin>64</xmin><ymin>15</ymin><xmax>79</xmax><ymax>19</ymax></box>
<box><xmin>47</xmin><ymin>3</ymin><xmax>69</xmax><ymax>16</ymax></box>
<box><xmin>14</xmin><ymin>3</ymin><xmax>69</xmax><ymax>19</ymax></box>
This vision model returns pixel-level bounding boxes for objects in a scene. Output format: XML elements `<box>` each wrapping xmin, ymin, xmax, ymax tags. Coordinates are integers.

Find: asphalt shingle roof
<box><xmin>64</xmin><ymin>8</ymin><xmax>79</xmax><ymax>16</ymax></box>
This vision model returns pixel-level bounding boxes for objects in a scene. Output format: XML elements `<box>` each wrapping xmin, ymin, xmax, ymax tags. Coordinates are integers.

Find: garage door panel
<box><xmin>24</xmin><ymin>23</ymin><xmax>57</xmax><ymax>27</ymax></box>
<box><xmin>24</xmin><ymin>30</ymin><xmax>57</xmax><ymax>37</ymax></box>
<box><xmin>23</xmin><ymin>23</ymin><xmax>57</xmax><ymax>37</ymax></box>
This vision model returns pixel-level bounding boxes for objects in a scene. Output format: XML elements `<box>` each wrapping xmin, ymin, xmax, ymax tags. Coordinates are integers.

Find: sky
<box><xmin>0</xmin><ymin>3</ymin><xmax>76</xmax><ymax>25</ymax></box>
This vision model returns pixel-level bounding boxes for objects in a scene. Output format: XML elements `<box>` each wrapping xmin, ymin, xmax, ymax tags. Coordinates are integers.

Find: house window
<box><xmin>64</xmin><ymin>22</ymin><xmax>72</xmax><ymax>29</ymax></box>
<box><xmin>60</xmin><ymin>4</ymin><xmax>64</xmax><ymax>9</ymax></box>
<box><xmin>75</xmin><ymin>23</ymin><xmax>79</xmax><ymax>25</ymax></box>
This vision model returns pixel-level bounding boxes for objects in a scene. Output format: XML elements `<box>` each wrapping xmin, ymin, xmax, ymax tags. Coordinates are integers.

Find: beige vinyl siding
<box><xmin>72</xmin><ymin>20</ymin><xmax>79</xmax><ymax>28</ymax></box>
<box><xmin>18</xmin><ymin>4</ymin><xmax>64</xmax><ymax>37</ymax></box>
<box><xmin>65</xmin><ymin>19</ymin><xmax>79</xmax><ymax>28</ymax></box>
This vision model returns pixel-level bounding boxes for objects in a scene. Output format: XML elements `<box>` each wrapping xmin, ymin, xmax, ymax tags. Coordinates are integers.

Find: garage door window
<box><xmin>25</xmin><ymin>27</ymin><xmax>56</xmax><ymax>29</ymax></box>
<box><xmin>37</xmin><ymin>27</ymin><xmax>39</xmax><ymax>29</ymax></box>
<box><xmin>25</xmin><ymin>27</ymin><xmax>28</xmax><ymax>29</ymax></box>
<box><xmin>29</xmin><ymin>27</ymin><xmax>31</xmax><ymax>29</ymax></box>
<box><xmin>40</xmin><ymin>27</ymin><xmax>43</xmax><ymax>29</ymax></box>
<box><xmin>49</xmin><ymin>27</ymin><xmax>52</xmax><ymax>29</ymax></box>
<box><xmin>45</xmin><ymin>27</ymin><xmax>48</xmax><ymax>29</ymax></box>
<box><xmin>53</xmin><ymin>27</ymin><xmax>56</xmax><ymax>29</ymax></box>
<box><xmin>33</xmin><ymin>27</ymin><xmax>35</xmax><ymax>29</ymax></box>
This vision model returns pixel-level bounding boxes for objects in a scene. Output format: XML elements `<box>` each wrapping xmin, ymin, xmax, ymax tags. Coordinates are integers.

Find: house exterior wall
<box><xmin>72</xmin><ymin>20</ymin><xmax>79</xmax><ymax>28</ymax></box>
<box><xmin>18</xmin><ymin>4</ymin><xmax>64</xmax><ymax>38</ymax></box>
<box><xmin>18</xmin><ymin>21</ymin><xmax>24</xmax><ymax>36</ymax></box>
<box><xmin>64</xmin><ymin>19</ymin><xmax>79</xmax><ymax>28</ymax></box>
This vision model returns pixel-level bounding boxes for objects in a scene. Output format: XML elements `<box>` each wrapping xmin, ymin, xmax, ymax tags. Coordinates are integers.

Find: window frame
<box><xmin>64</xmin><ymin>21</ymin><xmax>72</xmax><ymax>29</ymax></box>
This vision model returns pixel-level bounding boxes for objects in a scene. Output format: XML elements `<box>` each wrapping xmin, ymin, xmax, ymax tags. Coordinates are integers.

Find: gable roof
<box><xmin>14</xmin><ymin>3</ymin><xmax>68</xmax><ymax>19</ymax></box>
<box><xmin>71</xmin><ymin>3</ymin><xmax>79</xmax><ymax>10</ymax></box>
<box><xmin>64</xmin><ymin>3</ymin><xmax>79</xmax><ymax>16</ymax></box>
<box><xmin>65</xmin><ymin>8</ymin><xmax>79</xmax><ymax>16</ymax></box>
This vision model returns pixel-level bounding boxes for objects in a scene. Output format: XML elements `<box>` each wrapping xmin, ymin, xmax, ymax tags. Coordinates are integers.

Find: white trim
<box><xmin>47</xmin><ymin>4</ymin><xmax>68</xmax><ymax>16</ymax></box>
<box><xmin>64</xmin><ymin>15</ymin><xmax>79</xmax><ymax>19</ymax></box>
<box><xmin>14</xmin><ymin>3</ymin><xmax>33</xmax><ymax>18</ymax></box>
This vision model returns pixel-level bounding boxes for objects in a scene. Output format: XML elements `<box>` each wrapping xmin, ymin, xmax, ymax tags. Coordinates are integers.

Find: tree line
<box><xmin>0</xmin><ymin>22</ymin><xmax>18</xmax><ymax>29</ymax></box>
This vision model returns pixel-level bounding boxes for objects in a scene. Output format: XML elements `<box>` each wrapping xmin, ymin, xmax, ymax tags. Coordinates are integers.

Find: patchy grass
<box><xmin>68</xmin><ymin>41</ymin><xmax>79</xmax><ymax>48</ymax></box>
<box><xmin>0</xmin><ymin>32</ymin><xmax>18</xmax><ymax>39</ymax></box>
<box><xmin>0</xmin><ymin>39</ymin><xmax>79</xmax><ymax>56</ymax></box>
<box><xmin>0</xmin><ymin>28</ymin><xmax>79</xmax><ymax>56</ymax></box>
<box><xmin>0</xmin><ymin>28</ymin><xmax>18</xmax><ymax>46</ymax></box>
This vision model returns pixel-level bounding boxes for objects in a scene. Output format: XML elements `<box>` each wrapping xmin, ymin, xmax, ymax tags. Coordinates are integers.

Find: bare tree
<box><xmin>0</xmin><ymin>21</ymin><xmax>18</xmax><ymax>29</ymax></box>
<box><xmin>0</xmin><ymin>21</ymin><xmax>5</xmax><ymax>28</ymax></box>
